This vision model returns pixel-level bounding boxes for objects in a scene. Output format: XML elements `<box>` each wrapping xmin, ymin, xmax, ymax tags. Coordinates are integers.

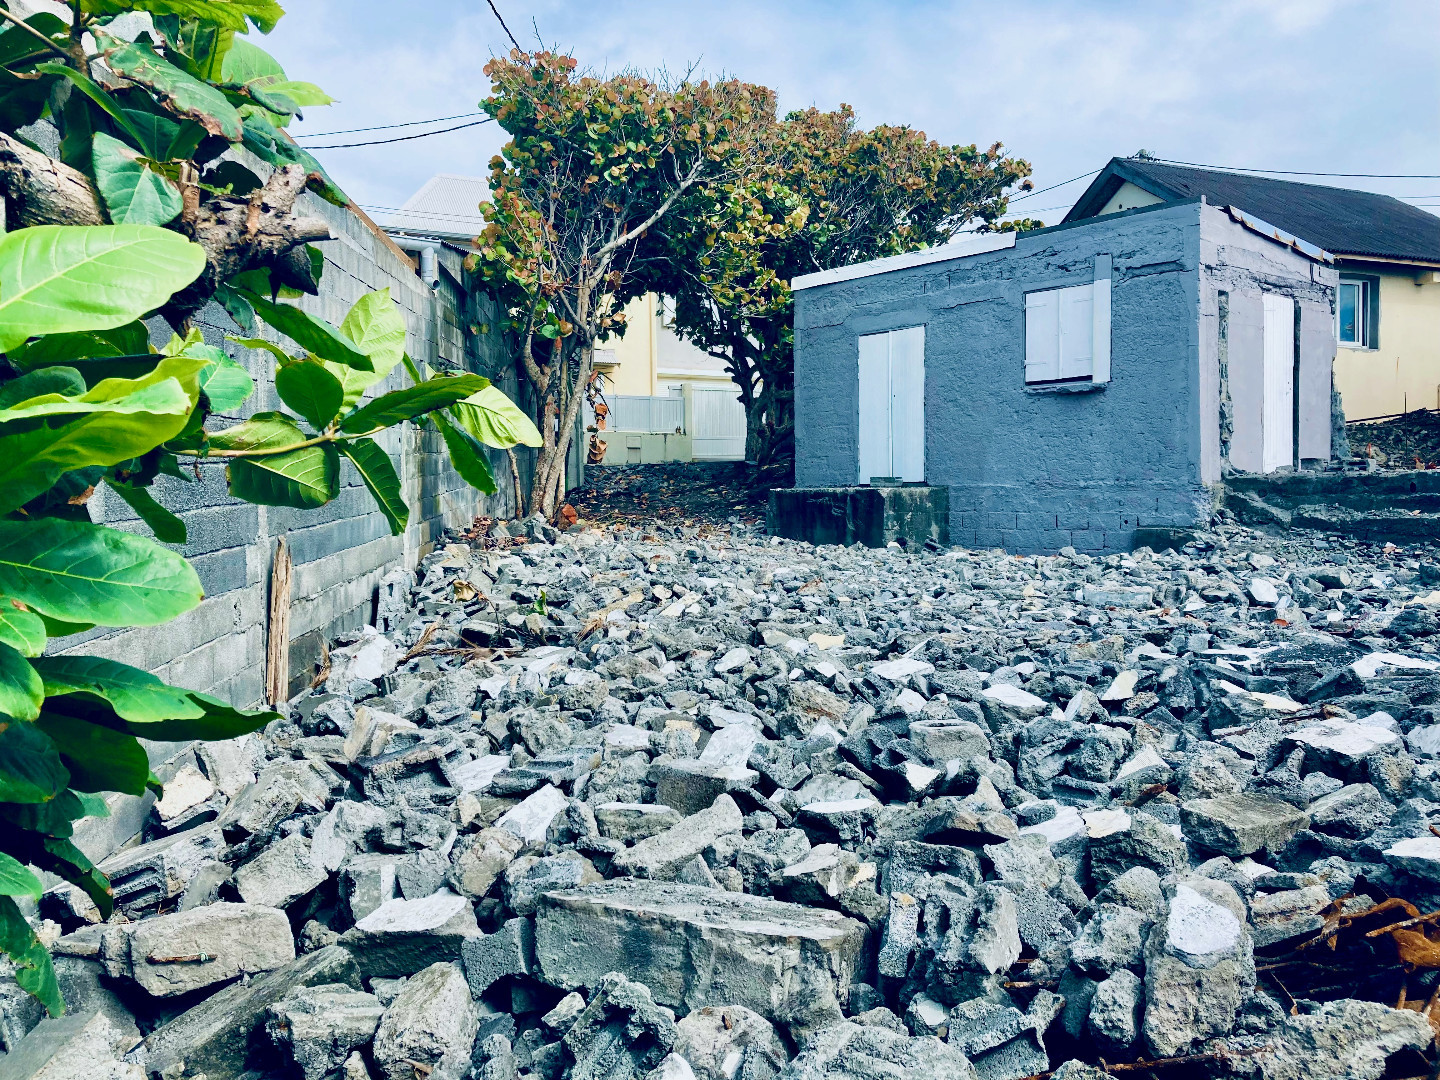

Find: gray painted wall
<box><xmin>793</xmin><ymin>200</ymin><xmax>1336</xmax><ymax>554</ymax></box>
<box><xmin>46</xmin><ymin>193</ymin><xmax>525</xmax><ymax>707</ymax></box>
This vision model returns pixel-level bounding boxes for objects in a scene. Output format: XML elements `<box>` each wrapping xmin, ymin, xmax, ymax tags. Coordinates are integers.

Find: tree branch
<box><xmin>0</xmin><ymin>132</ymin><xmax>106</xmax><ymax>227</ymax></box>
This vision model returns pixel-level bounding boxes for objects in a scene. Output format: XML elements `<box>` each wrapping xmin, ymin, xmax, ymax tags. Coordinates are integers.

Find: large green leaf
<box><xmin>227</xmin><ymin>443</ymin><xmax>338</xmax><ymax>508</ymax></box>
<box><xmin>85</xmin><ymin>0</ymin><xmax>283</xmax><ymax>33</ymax></box>
<box><xmin>255</xmin><ymin>79</ymin><xmax>332</xmax><ymax>110</ymax></box>
<box><xmin>0</xmin><ymin>896</ymin><xmax>60</xmax><ymax>1017</ymax></box>
<box><xmin>450</xmin><ymin>384</ymin><xmax>545</xmax><ymax>448</ymax></box>
<box><xmin>327</xmin><ymin>289</ymin><xmax>408</xmax><ymax>407</ymax></box>
<box><xmin>275</xmin><ymin>358</ymin><xmax>343</xmax><ymax>430</ymax></box>
<box><xmin>0</xmin><ymin>721</ymin><xmax>67</xmax><ymax>804</ymax></box>
<box><xmin>340</xmin><ymin>438</ymin><xmax>406</xmax><ymax>535</ymax></box>
<box><xmin>0</xmin><ymin>355</ymin><xmax>203</xmax><ymax>513</ymax></box>
<box><xmin>0</xmin><ymin>368</ymin><xmax>85</xmax><ymax>409</ymax></box>
<box><xmin>197</xmin><ymin>356</ymin><xmax>255</xmax><ymax>412</ymax></box>
<box><xmin>435</xmin><ymin>412</ymin><xmax>497</xmax><ymax>494</ymax></box>
<box><xmin>0</xmin><ymin>854</ymin><xmax>41</xmax><ymax>900</ymax></box>
<box><xmin>91</xmin><ymin>133</ymin><xmax>183</xmax><ymax>226</ymax></box>
<box><xmin>240</xmin><ymin>113</ymin><xmax>346</xmax><ymax>206</ymax></box>
<box><xmin>105</xmin><ymin>481</ymin><xmax>186</xmax><ymax>544</ymax></box>
<box><xmin>205</xmin><ymin>410</ymin><xmax>301</xmax><ymax>451</ymax></box>
<box><xmin>240</xmin><ymin>291</ymin><xmax>372</xmax><ymax>371</ymax></box>
<box><xmin>0</xmin><ymin>642</ymin><xmax>41</xmax><ymax>722</ymax></box>
<box><xmin>341</xmin><ymin>375</ymin><xmax>487</xmax><ymax>433</ymax></box>
<box><xmin>98</xmin><ymin>34</ymin><xmax>244</xmax><ymax>140</ymax></box>
<box><xmin>0</xmin><ymin>518</ymin><xmax>202</xmax><ymax>627</ymax></box>
<box><xmin>33</xmin><ymin>654</ymin><xmax>276</xmax><ymax>740</ymax></box>
<box><xmin>220</xmin><ymin>35</ymin><xmax>285</xmax><ymax>83</ymax></box>
<box><xmin>8</xmin><ymin>322</ymin><xmax>152</xmax><ymax>373</ymax></box>
<box><xmin>0</xmin><ymin>13</ymin><xmax>67</xmax><ymax>71</ymax></box>
<box><xmin>0</xmin><ymin>607</ymin><xmax>46</xmax><ymax>659</ymax></box>
<box><xmin>150</xmin><ymin>14</ymin><xmax>233</xmax><ymax>82</ymax></box>
<box><xmin>0</xmin><ymin>225</ymin><xmax>205</xmax><ymax>353</ymax></box>
<box><xmin>121</xmin><ymin>109</ymin><xmax>207</xmax><ymax>163</ymax></box>
<box><xmin>34</xmin><ymin>714</ymin><xmax>149</xmax><ymax>795</ymax></box>
<box><xmin>35</xmin><ymin>836</ymin><xmax>111</xmax><ymax>918</ymax></box>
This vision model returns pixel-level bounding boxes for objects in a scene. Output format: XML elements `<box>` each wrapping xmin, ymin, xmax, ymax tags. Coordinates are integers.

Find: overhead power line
<box><xmin>303</xmin><ymin>119</ymin><xmax>492</xmax><ymax>150</ymax></box>
<box><xmin>294</xmin><ymin>112</ymin><xmax>484</xmax><ymax>139</ymax></box>
<box><xmin>1151</xmin><ymin>157</ymin><xmax>1440</xmax><ymax>180</ymax></box>
<box><xmin>1007</xmin><ymin>170</ymin><xmax>1099</xmax><ymax>202</ymax></box>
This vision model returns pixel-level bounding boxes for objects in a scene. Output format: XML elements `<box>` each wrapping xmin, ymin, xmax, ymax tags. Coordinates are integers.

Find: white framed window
<box><xmin>1337</xmin><ymin>278</ymin><xmax>1370</xmax><ymax>348</ymax></box>
<box><xmin>1024</xmin><ymin>256</ymin><xmax>1112</xmax><ymax>385</ymax></box>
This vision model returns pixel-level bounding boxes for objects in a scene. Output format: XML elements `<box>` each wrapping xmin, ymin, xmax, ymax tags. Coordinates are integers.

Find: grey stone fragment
<box><xmin>234</xmin><ymin>833</ymin><xmax>329</xmax><ymax>908</ymax></box>
<box><xmin>535</xmin><ymin>880</ymin><xmax>866</xmax><ymax>1041</ymax></box>
<box><xmin>947</xmin><ymin>999</ymin><xmax>1049</xmax><ymax>1079</ymax></box>
<box><xmin>672</xmin><ymin>1004</ymin><xmax>785</xmax><ymax>1080</ymax></box>
<box><xmin>125</xmin><ymin>902</ymin><xmax>295</xmax><ymax>998</ymax></box>
<box><xmin>1249</xmin><ymin>885</ymin><xmax>1330</xmax><ymax>947</ymax></box>
<box><xmin>563</xmin><ymin>972</ymin><xmax>677</xmax><ymax>1080</ymax></box>
<box><xmin>0</xmin><ymin>1010</ymin><xmax>142</xmax><ymax>1080</ymax></box>
<box><xmin>776</xmin><ymin>1021</ymin><xmax>977</xmax><ymax>1080</ymax></box>
<box><xmin>1087</xmin><ymin>813</ymin><xmax>1187</xmax><ymax>887</ymax></box>
<box><xmin>265</xmin><ymin>984</ymin><xmax>384</xmax><ymax>1080</ymax></box>
<box><xmin>503</xmin><ymin>852</ymin><xmax>600</xmax><ymax>916</ymax></box>
<box><xmin>595</xmin><ymin>802</ymin><xmax>684</xmax><ymax>843</ymax></box>
<box><xmin>613</xmin><ymin>794</ymin><xmax>744</xmax><ymax>879</ymax></box>
<box><xmin>1179</xmin><ymin>795</ymin><xmax>1309</xmax><ymax>857</ymax></box>
<box><xmin>1069</xmin><ymin>903</ymin><xmax>1148</xmax><ymax>976</ymax></box>
<box><xmin>138</xmin><ymin>945</ymin><xmax>361</xmax><ymax>1080</ymax></box>
<box><xmin>1087</xmin><ymin>969</ymin><xmax>1142</xmax><ymax>1048</ymax></box>
<box><xmin>461</xmin><ymin>916</ymin><xmax>535</xmax><ymax>997</ymax></box>
<box><xmin>338</xmin><ymin>890</ymin><xmax>480</xmax><ymax>978</ymax></box>
<box><xmin>450</xmin><ymin>827</ymin><xmax>525</xmax><ymax>900</ymax></box>
<box><xmin>1242</xmin><ymin>997</ymin><xmax>1433</xmax><ymax>1080</ymax></box>
<box><xmin>372</xmin><ymin>962</ymin><xmax>479</xmax><ymax>1080</ymax></box>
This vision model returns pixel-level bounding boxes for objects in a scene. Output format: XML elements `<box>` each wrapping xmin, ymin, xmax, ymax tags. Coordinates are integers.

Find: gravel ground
<box><xmin>20</xmin><ymin>514</ymin><xmax>1440</xmax><ymax>1080</ymax></box>
<box><xmin>1350</xmin><ymin>411</ymin><xmax>1440</xmax><ymax>469</ymax></box>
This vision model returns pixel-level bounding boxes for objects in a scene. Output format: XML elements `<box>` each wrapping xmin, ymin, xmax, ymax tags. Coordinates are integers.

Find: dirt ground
<box><xmin>1350</xmin><ymin>410</ymin><xmax>1440</xmax><ymax>468</ymax></box>
<box><xmin>564</xmin><ymin>461</ymin><xmax>787</xmax><ymax>528</ymax></box>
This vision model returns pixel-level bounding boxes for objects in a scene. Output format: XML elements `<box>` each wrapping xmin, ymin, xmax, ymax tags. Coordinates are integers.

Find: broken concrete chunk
<box><xmin>673</xmin><ymin>1004</ymin><xmax>786</xmax><ymax>1080</ymax></box>
<box><xmin>126</xmin><ymin>902</ymin><xmax>294</xmax><ymax>998</ymax></box>
<box><xmin>461</xmin><ymin>916</ymin><xmax>535</xmax><ymax>997</ymax></box>
<box><xmin>450</xmin><ymin>826</ymin><xmax>525</xmax><ymax>900</ymax></box>
<box><xmin>0</xmin><ymin>1009</ymin><xmax>142</xmax><ymax>1080</ymax></box>
<box><xmin>265</xmin><ymin>984</ymin><xmax>384</xmax><ymax>1080</ymax></box>
<box><xmin>496</xmin><ymin>784</ymin><xmax>569</xmax><ymax>846</ymax></box>
<box><xmin>339</xmin><ymin>890</ymin><xmax>480</xmax><ymax>979</ymax></box>
<box><xmin>613</xmin><ymin>794</ymin><xmax>744</xmax><ymax>879</ymax></box>
<box><xmin>233</xmin><ymin>833</ymin><xmax>328</xmax><ymax>909</ymax></box>
<box><xmin>372</xmin><ymin>962</ymin><xmax>479</xmax><ymax>1080</ymax></box>
<box><xmin>536</xmin><ymin>880</ymin><xmax>866</xmax><ymax>1040</ymax></box>
<box><xmin>1179</xmin><ymin>795</ymin><xmax>1309</xmax><ymax>857</ymax></box>
<box><xmin>563</xmin><ymin>972</ymin><xmax>677</xmax><ymax>1080</ymax></box>
<box><xmin>777</xmin><ymin>1021</ymin><xmax>976</xmax><ymax>1080</ymax></box>
<box><xmin>595</xmin><ymin>802</ymin><xmax>684</xmax><ymax>843</ymax></box>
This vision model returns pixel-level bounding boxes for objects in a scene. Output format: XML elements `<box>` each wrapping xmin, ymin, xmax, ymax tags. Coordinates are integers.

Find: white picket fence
<box><xmin>585</xmin><ymin>389</ymin><xmax>747</xmax><ymax>461</ymax></box>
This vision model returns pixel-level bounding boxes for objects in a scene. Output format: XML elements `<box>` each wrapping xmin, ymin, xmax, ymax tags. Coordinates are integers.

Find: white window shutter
<box><xmin>857</xmin><ymin>332</ymin><xmax>891</xmax><ymax>483</ymax></box>
<box><xmin>1057</xmin><ymin>286</ymin><xmax>1094</xmax><ymax>380</ymax></box>
<box><xmin>890</xmin><ymin>326</ymin><xmax>926</xmax><ymax>482</ymax></box>
<box><xmin>1025</xmin><ymin>289</ymin><xmax>1061</xmax><ymax>383</ymax></box>
<box><xmin>1092</xmin><ymin>254</ymin><xmax>1112</xmax><ymax>384</ymax></box>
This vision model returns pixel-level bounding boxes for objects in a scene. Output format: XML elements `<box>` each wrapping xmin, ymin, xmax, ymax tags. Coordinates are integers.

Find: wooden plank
<box><xmin>265</xmin><ymin>536</ymin><xmax>292</xmax><ymax>707</ymax></box>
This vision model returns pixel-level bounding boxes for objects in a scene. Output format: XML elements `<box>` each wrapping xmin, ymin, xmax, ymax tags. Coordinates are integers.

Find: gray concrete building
<box><xmin>787</xmin><ymin>198</ymin><xmax>1339</xmax><ymax>554</ymax></box>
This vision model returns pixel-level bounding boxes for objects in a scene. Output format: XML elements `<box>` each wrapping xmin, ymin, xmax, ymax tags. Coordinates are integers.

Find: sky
<box><xmin>259</xmin><ymin>0</ymin><xmax>1440</xmax><ymax>234</ymax></box>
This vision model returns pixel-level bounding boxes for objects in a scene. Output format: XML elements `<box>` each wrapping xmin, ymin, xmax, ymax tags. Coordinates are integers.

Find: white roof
<box><xmin>385</xmin><ymin>174</ymin><xmax>489</xmax><ymax>240</ymax></box>
<box><xmin>790</xmin><ymin>232</ymin><xmax>1016</xmax><ymax>292</ymax></box>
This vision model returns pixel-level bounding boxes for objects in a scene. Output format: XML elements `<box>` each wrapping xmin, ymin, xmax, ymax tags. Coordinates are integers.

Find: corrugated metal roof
<box><xmin>385</xmin><ymin>174</ymin><xmax>489</xmax><ymax>240</ymax></box>
<box><xmin>1066</xmin><ymin>158</ymin><xmax>1440</xmax><ymax>264</ymax></box>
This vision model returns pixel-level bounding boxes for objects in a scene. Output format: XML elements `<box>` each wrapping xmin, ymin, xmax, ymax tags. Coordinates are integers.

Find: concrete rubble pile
<box><xmin>11</xmin><ymin>513</ymin><xmax>1440</xmax><ymax>1079</ymax></box>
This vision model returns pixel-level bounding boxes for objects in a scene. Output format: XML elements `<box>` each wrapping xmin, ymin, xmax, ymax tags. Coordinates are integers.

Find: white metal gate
<box><xmin>1262</xmin><ymin>293</ymin><xmax>1295</xmax><ymax>473</ymax></box>
<box><xmin>857</xmin><ymin>325</ymin><xmax>926</xmax><ymax>483</ymax></box>
<box><xmin>689</xmin><ymin>388</ymin><xmax>747</xmax><ymax>460</ymax></box>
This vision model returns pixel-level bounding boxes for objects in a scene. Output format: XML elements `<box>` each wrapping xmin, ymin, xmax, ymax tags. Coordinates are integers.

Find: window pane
<box><xmin>1339</xmin><ymin>282</ymin><xmax>1359</xmax><ymax>344</ymax></box>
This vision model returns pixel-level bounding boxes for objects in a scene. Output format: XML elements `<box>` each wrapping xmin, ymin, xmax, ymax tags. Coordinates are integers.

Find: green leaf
<box><xmin>451</xmin><ymin>384</ymin><xmax>545</xmax><ymax>448</ymax></box>
<box><xmin>105</xmin><ymin>481</ymin><xmax>186</xmax><ymax>544</ymax></box>
<box><xmin>0</xmin><ymin>720</ymin><xmax>68</xmax><ymax>804</ymax></box>
<box><xmin>205</xmin><ymin>410</ymin><xmax>300</xmax><ymax>451</ymax></box>
<box><xmin>0</xmin><ymin>368</ymin><xmax>86</xmax><ymax>409</ymax></box>
<box><xmin>275</xmin><ymin>358</ymin><xmax>343</xmax><ymax>430</ymax></box>
<box><xmin>213</xmin><ymin>283</ymin><xmax>255</xmax><ymax>332</ymax></box>
<box><xmin>33</xmin><ymin>63</ymin><xmax>149</xmax><ymax>152</ymax></box>
<box><xmin>90</xmin><ymin>133</ymin><xmax>183</xmax><ymax>226</ymax></box>
<box><xmin>0</xmin><ymin>66</ymin><xmax>59</xmax><ymax>133</ymax></box>
<box><xmin>0</xmin><ymin>607</ymin><xmax>46</xmax><ymax>659</ymax></box>
<box><xmin>150</xmin><ymin>14</ymin><xmax>233</xmax><ymax>82</ymax></box>
<box><xmin>8</xmin><ymin>322</ymin><xmax>151</xmax><ymax>373</ymax></box>
<box><xmin>0</xmin><ymin>518</ymin><xmax>202</xmax><ymax>627</ymax></box>
<box><xmin>38</xmin><ymin>614</ymin><xmax>92</xmax><ymax>639</ymax></box>
<box><xmin>219</xmin><ymin>35</ymin><xmax>284</xmax><ymax>83</ymax></box>
<box><xmin>227</xmin><ymin>443</ymin><xmax>338</xmax><ymax>508</ymax></box>
<box><xmin>340</xmin><ymin>438</ymin><xmax>406</xmax><ymax>535</ymax></box>
<box><xmin>239</xmin><ymin>291</ymin><xmax>373</xmax><ymax>371</ymax></box>
<box><xmin>0</xmin><ymin>854</ymin><xmax>41</xmax><ymax>900</ymax></box>
<box><xmin>341</xmin><ymin>375</ymin><xmax>487</xmax><ymax>433</ymax></box>
<box><xmin>34</xmin><ymin>714</ymin><xmax>149</xmax><ymax>795</ymax></box>
<box><xmin>0</xmin><ymin>896</ymin><xmax>60</xmax><ymax>1017</ymax></box>
<box><xmin>0</xmin><ymin>354</ymin><xmax>204</xmax><ymax>513</ymax></box>
<box><xmin>325</xmin><ymin>288</ymin><xmax>408</xmax><ymax>407</ymax></box>
<box><xmin>258</xmin><ymin>79</ymin><xmax>332</xmax><ymax>109</ymax></box>
<box><xmin>0</xmin><ymin>642</ymin><xmax>42</xmax><ymax>722</ymax></box>
<box><xmin>197</xmin><ymin>356</ymin><xmax>254</xmax><ymax>412</ymax></box>
<box><xmin>36</xmin><ymin>836</ymin><xmax>111</xmax><ymax>919</ymax></box>
<box><xmin>98</xmin><ymin>33</ymin><xmax>244</xmax><ymax>141</ymax></box>
<box><xmin>228</xmin><ymin>336</ymin><xmax>293</xmax><ymax>366</ymax></box>
<box><xmin>121</xmin><ymin>109</ymin><xmax>207</xmax><ymax>162</ymax></box>
<box><xmin>85</xmin><ymin>0</ymin><xmax>284</xmax><ymax>33</ymax></box>
<box><xmin>434</xmin><ymin>412</ymin><xmax>497</xmax><ymax>494</ymax></box>
<box><xmin>0</xmin><ymin>225</ymin><xmax>205</xmax><ymax>353</ymax></box>
<box><xmin>0</xmin><ymin>13</ymin><xmax>67</xmax><ymax>70</ymax></box>
<box><xmin>240</xmin><ymin>113</ymin><xmax>346</xmax><ymax>206</ymax></box>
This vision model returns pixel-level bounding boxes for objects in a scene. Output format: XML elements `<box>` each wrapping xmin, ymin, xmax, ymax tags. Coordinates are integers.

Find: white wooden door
<box><xmin>1262</xmin><ymin>293</ymin><xmax>1295</xmax><ymax>472</ymax></box>
<box><xmin>857</xmin><ymin>326</ymin><xmax>925</xmax><ymax>483</ymax></box>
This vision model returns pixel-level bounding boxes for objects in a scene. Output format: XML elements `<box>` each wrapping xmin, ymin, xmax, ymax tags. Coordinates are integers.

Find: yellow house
<box><xmin>593</xmin><ymin>293</ymin><xmax>742</xmax><ymax>398</ymax></box>
<box><xmin>1065</xmin><ymin>157</ymin><xmax>1440</xmax><ymax>421</ymax></box>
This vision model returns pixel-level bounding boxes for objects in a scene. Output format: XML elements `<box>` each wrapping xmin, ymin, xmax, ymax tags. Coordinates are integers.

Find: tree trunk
<box><xmin>0</xmin><ymin>132</ymin><xmax>106</xmax><ymax>228</ymax></box>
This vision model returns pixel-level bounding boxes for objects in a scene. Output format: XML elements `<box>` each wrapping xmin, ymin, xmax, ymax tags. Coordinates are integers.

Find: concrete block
<box><xmin>125</xmin><ymin>902</ymin><xmax>294</xmax><ymax>997</ymax></box>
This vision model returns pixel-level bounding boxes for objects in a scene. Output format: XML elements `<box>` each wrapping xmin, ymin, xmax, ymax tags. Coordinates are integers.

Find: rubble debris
<box><xmin>14</xmin><ymin>512</ymin><xmax>1440</xmax><ymax>1079</ymax></box>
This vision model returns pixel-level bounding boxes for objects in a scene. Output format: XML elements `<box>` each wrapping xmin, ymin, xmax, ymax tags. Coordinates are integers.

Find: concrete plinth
<box><xmin>767</xmin><ymin>486</ymin><xmax>949</xmax><ymax>549</ymax></box>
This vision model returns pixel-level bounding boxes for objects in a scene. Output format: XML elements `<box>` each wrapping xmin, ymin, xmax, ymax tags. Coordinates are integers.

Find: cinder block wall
<box><xmin>48</xmin><ymin>194</ymin><xmax>524</xmax><ymax>707</ymax></box>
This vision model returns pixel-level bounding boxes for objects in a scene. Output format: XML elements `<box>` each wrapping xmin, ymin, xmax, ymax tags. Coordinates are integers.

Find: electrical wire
<box><xmin>1150</xmin><ymin>157</ymin><xmax>1440</xmax><ymax>180</ymax></box>
<box><xmin>294</xmin><ymin>112</ymin><xmax>484</xmax><ymax>139</ymax></box>
<box><xmin>1006</xmin><ymin>170</ymin><xmax>1100</xmax><ymax>202</ymax></box>
<box><xmin>302</xmin><ymin>119</ymin><xmax>492</xmax><ymax>150</ymax></box>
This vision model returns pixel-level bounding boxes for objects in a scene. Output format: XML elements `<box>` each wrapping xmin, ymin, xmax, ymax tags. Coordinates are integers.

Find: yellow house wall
<box><xmin>597</xmin><ymin>294</ymin><xmax>658</xmax><ymax>396</ymax></box>
<box><xmin>1332</xmin><ymin>267</ymin><xmax>1440</xmax><ymax>420</ymax></box>
<box><xmin>1097</xmin><ymin>181</ymin><xmax>1164</xmax><ymax>216</ymax></box>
